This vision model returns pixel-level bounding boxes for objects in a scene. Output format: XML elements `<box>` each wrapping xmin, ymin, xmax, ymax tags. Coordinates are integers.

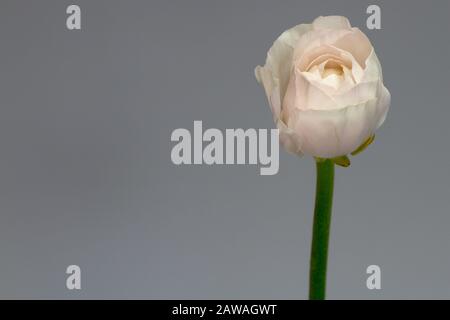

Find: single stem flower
<box><xmin>255</xmin><ymin>16</ymin><xmax>390</xmax><ymax>299</ymax></box>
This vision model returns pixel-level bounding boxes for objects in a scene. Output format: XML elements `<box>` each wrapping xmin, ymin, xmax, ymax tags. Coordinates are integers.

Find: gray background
<box><xmin>0</xmin><ymin>0</ymin><xmax>449</xmax><ymax>299</ymax></box>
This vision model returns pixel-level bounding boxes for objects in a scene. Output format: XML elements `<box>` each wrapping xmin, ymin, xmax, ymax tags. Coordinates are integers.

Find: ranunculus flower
<box><xmin>255</xmin><ymin>16</ymin><xmax>390</xmax><ymax>159</ymax></box>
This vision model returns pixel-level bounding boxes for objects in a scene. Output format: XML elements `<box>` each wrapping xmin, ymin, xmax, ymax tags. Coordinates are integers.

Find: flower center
<box><xmin>322</xmin><ymin>61</ymin><xmax>344</xmax><ymax>78</ymax></box>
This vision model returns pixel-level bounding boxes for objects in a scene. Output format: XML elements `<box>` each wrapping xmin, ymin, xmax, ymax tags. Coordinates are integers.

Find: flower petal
<box><xmin>312</xmin><ymin>16</ymin><xmax>352</xmax><ymax>30</ymax></box>
<box><xmin>361</xmin><ymin>49</ymin><xmax>384</xmax><ymax>83</ymax></box>
<box><xmin>375</xmin><ymin>85</ymin><xmax>390</xmax><ymax>129</ymax></box>
<box><xmin>331</xmin><ymin>79</ymin><xmax>381</xmax><ymax>108</ymax></box>
<box><xmin>276</xmin><ymin>119</ymin><xmax>303</xmax><ymax>155</ymax></box>
<box><xmin>332</xmin><ymin>28</ymin><xmax>372</xmax><ymax>68</ymax></box>
<box><xmin>255</xmin><ymin>23</ymin><xmax>312</xmax><ymax>119</ymax></box>
<box><xmin>283</xmin><ymin>69</ymin><xmax>337</xmax><ymax>112</ymax></box>
<box><xmin>287</xmin><ymin>97</ymin><xmax>385</xmax><ymax>158</ymax></box>
<box><xmin>293</xmin><ymin>29</ymin><xmax>353</xmax><ymax>68</ymax></box>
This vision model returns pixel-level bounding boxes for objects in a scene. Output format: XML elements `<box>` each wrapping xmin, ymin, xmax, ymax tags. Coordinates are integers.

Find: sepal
<box><xmin>351</xmin><ymin>135</ymin><xmax>375</xmax><ymax>156</ymax></box>
<box><xmin>331</xmin><ymin>155</ymin><xmax>351</xmax><ymax>167</ymax></box>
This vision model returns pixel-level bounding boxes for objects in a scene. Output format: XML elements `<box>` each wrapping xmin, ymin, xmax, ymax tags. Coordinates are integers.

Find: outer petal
<box><xmin>276</xmin><ymin>119</ymin><xmax>303</xmax><ymax>155</ymax></box>
<box><xmin>361</xmin><ymin>48</ymin><xmax>384</xmax><ymax>83</ymax></box>
<box><xmin>255</xmin><ymin>23</ymin><xmax>312</xmax><ymax>120</ymax></box>
<box><xmin>312</xmin><ymin>16</ymin><xmax>352</xmax><ymax>30</ymax></box>
<box><xmin>283</xmin><ymin>70</ymin><xmax>338</xmax><ymax>112</ymax></box>
<box><xmin>375</xmin><ymin>85</ymin><xmax>390</xmax><ymax>129</ymax></box>
<box><xmin>255</xmin><ymin>66</ymin><xmax>281</xmax><ymax>121</ymax></box>
<box><xmin>287</xmin><ymin>95</ymin><xmax>388</xmax><ymax>158</ymax></box>
<box><xmin>331</xmin><ymin>79</ymin><xmax>380</xmax><ymax>108</ymax></box>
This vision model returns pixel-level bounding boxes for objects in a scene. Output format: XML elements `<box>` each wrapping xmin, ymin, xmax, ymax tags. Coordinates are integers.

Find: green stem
<box><xmin>309</xmin><ymin>159</ymin><xmax>335</xmax><ymax>300</ymax></box>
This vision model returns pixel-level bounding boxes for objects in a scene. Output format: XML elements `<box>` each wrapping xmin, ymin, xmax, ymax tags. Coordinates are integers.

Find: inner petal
<box><xmin>298</xmin><ymin>45</ymin><xmax>352</xmax><ymax>72</ymax></box>
<box><xmin>302</xmin><ymin>58</ymin><xmax>356</xmax><ymax>93</ymax></box>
